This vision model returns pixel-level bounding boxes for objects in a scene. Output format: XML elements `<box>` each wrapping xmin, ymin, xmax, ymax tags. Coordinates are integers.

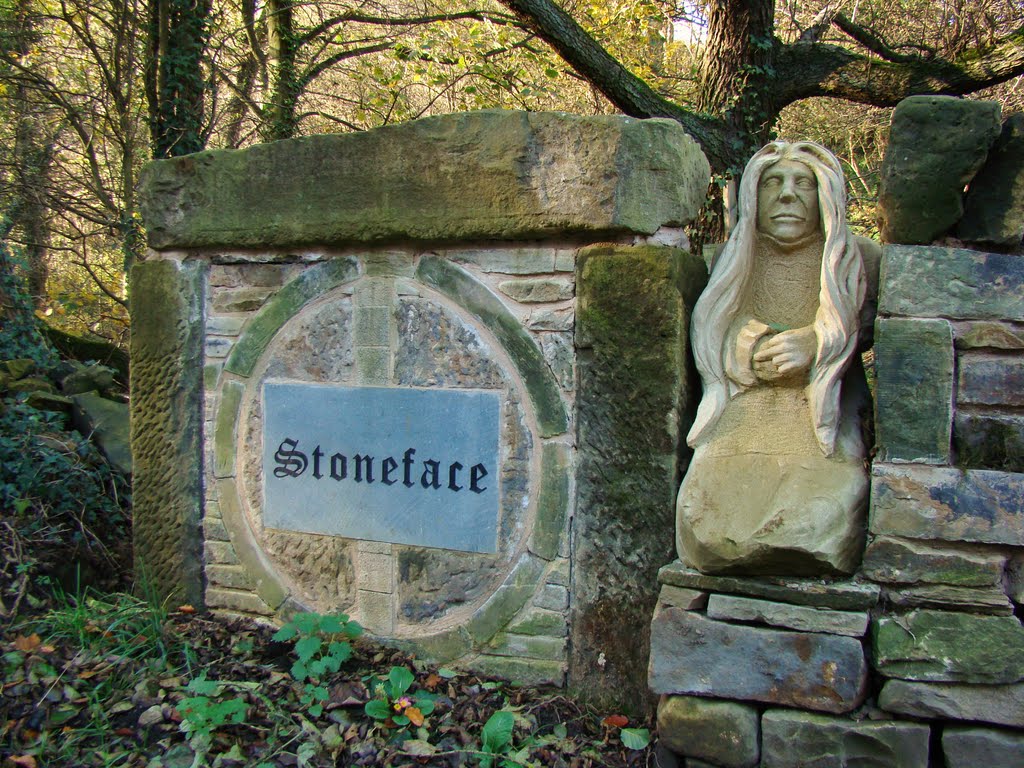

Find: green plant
<box><xmin>364</xmin><ymin>665</ymin><xmax>437</xmax><ymax>730</ymax></box>
<box><xmin>272</xmin><ymin>612</ymin><xmax>363</xmax><ymax>717</ymax></box>
<box><xmin>177</xmin><ymin>673</ymin><xmax>251</xmax><ymax>766</ymax></box>
<box><xmin>478</xmin><ymin>709</ymin><xmax>519</xmax><ymax>767</ymax></box>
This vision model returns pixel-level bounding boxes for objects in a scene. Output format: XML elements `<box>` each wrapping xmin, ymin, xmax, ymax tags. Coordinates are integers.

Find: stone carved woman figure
<box><xmin>677</xmin><ymin>141</ymin><xmax>872</xmax><ymax>575</ymax></box>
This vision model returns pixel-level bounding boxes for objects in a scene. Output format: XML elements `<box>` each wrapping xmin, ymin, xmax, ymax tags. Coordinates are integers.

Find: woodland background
<box><xmin>0</xmin><ymin>0</ymin><xmax>1022</xmax><ymax>352</ymax></box>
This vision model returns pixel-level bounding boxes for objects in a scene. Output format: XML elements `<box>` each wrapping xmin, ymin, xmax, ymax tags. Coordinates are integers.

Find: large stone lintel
<box><xmin>878</xmin><ymin>679</ymin><xmax>1024</xmax><ymax>727</ymax></box>
<box><xmin>658</xmin><ymin>561</ymin><xmax>880</xmax><ymax>611</ymax></box>
<box><xmin>138</xmin><ymin>111</ymin><xmax>710</xmax><ymax>250</ymax></box>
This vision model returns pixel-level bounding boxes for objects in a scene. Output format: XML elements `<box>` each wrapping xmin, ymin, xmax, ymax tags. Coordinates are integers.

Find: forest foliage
<box><xmin>0</xmin><ymin>0</ymin><xmax>1021</xmax><ymax>346</ymax></box>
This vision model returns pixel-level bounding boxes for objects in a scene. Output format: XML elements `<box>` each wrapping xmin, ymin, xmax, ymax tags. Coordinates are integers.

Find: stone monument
<box><xmin>676</xmin><ymin>140</ymin><xmax>874</xmax><ymax>576</ymax></box>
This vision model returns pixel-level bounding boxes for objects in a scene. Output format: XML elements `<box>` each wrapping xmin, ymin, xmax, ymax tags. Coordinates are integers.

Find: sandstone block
<box><xmin>883</xmin><ymin>583</ymin><xmax>1013</xmax><ymax>615</ymax></box>
<box><xmin>955</xmin><ymin>411</ymin><xmax>1024</xmax><ymax>472</ymax></box>
<box><xmin>958</xmin><ymin>353</ymin><xmax>1024</xmax><ymax>407</ymax></box>
<box><xmin>761</xmin><ymin>710</ymin><xmax>930</xmax><ymax>768</ymax></box>
<box><xmin>139</xmin><ymin>111</ymin><xmax>710</xmax><ymax>249</ymax></box>
<box><xmin>878</xmin><ymin>679</ymin><xmax>1024</xmax><ymax>727</ymax></box>
<box><xmin>954</xmin><ymin>321</ymin><xmax>1024</xmax><ymax>350</ymax></box>
<box><xmin>649</xmin><ymin>608</ymin><xmax>868</xmax><ymax>713</ymax></box>
<box><xmin>658</xmin><ymin>561</ymin><xmax>881</xmax><ymax>610</ymax></box>
<box><xmin>873</xmin><ymin>609</ymin><xmax>1024</xmax><ymax>683</ymax></box>
<box><xmin>878</xmin><ymin>95</ymin><xmax>1000</xmax><ymax>244</ymax></box>
<box><xmin>942</xmin><ymin>726</ymin><xmax>1024</xmax><ymax>768</ymax></box>
<box><xmin>860</xmin><ymin>536</ymin><xmax>1005</xmax><ymax>587</ymax></box>
<box><xmin>706</xmin><ymin>594</ymin><xmax>869</xmax><ymax>637</ymax></box>
<box><xmin>878</xmin><ymin>245</ymin><xmax>1024</xmax><ymax>321</ymax></box>
<box><xmin>873</xmin><ymin>317</ymin><xmax>953</xmax><ymax>463</ymax></box>
<box><xmin>498</xmin><ymin>277</ymin><xmax>573</xmax><ymax>303</ymax></box>
<box><xmin>959</xmin><ymin>113</ymin><xmax>1024</xmax><ymax>247</ymax></box>
<box><xmin>657</xmin><ymin>585</ymin><xmax>708</xmax><ymax>611</ymax></box>
<box><xmin>657</xmin><ymin>695</ymin><xmax>759</xmax><ymax>768</ymax></box>
<box><xmin>869</xmin><ymin>464</ymin><xmax>1024</xmax><ymax>546</ymax></box>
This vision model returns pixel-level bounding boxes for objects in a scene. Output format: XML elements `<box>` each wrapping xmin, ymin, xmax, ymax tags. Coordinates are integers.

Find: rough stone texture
<box><xmin>954</xmin><ymin>320</ymin><xmax>1024</xmax><ymax>350</ymax></box>
<box><xmin>883</xmin><ymin>584</ymin><xmax>1013</xmax><ymax>615</ymax></box>
<box><xmin>873</xmin><ymin>317</ymin><xmax>954</xmax><ymax>464</ymax></box>
<box><xmin>942</xmin><ymin>726</ymin><xmax>1024</xmax><ymax>768</ymax></box>
<box><xmin>657</xmin><ymin>585</ymin><xmax>708</xmax><ymax>611</ymax></box>
<box><xmin>877</xmin><ymin>95</ymin><xmax>1001</xmax><ymax>244</ymax></box>
<box><xmin>658</xmin><ymin>561</ymin><xmax>881</xmax><ymax>610</ymax></box>
<box><xmin>130</xmin><ymin>259</ymin><xmax>206</xmax><ymax>607</ymax></box>
<box><xmin>70</xmin><ymin>393</ymin><xmax>131</xmax><ymax>475</ymax></box>
<box><xmin>878</xmin><ymin>245</ymin><xmax>1024</xmax><ymax>321</ymax></box>
<box><xmin>705</xmin><ymin>594</ymin><xmax>869</xmax><ymax>637</ymax></box>
<box><xmin>860</xmin><ymin>536</ymin><xmax>1005</xmax><ymax>587</ymax></box>
<box><xmin>959</xmin><ymin>113</ymin><xmax>1024</xmax><ymax>247</ymax></box>
<box><xmin>869</xmin><ymin>464</ymin><xmax>1024</xmax><ymax>546</ymax></box>
<box><xmin>572</xmin><ymin>244</ymin><xmax>706</xmax><ymax>714</ymax></box>
<box><xmin>397</xmin><ymin>549</ymin><xmax>502</xmax><ymax>622</ymax></box>
<box><xmin>873</xmin><ymin>609</ymin><xmax>1024</xmax><ymax>683</ymax></box>
<box><xmin>1007</xmin><ymin>554</ymin><xmax>1024</xmax><ymax>603</ymax></box>
<box><xmin>498</xmin><ymin>277</ymin><xmax>573</xmax><ymax>303</ymax></box>
<box><xmin>878</xmin><ymin>679</ymin><xmax>1024</xmax><ymax>727</ymax></box>
<box><xmin>958</xmin><ymin>353</ymin><xmax>1024</xmax><ymax>407</ymax></box>
<box><xmin>139</xmin><ymin>111</ymin><xmax>710</xmax><ymax>249</ymax></box>
<box><xmin>649</xmin><ymin>608</ymin><xmax>868</xmax><ymax>713</ymax></box>
<box><xmin>760</xmin><ymin>710</ymin><xmax>930</xmax><ymax>768</ymax></box>
<box><xmin>416</xmin><ymin>256</ymin><xmax>567</xmax><ymax>438</ymax></box>
<box><xmin>955</xmin><ymin>411</ymin><xmax>1024</xmax><ymax>472</ymax></box>
<box><xmin>656</xmin><ymin>695</ymin><xmax>759</xmax><ymax>768</ymax></box>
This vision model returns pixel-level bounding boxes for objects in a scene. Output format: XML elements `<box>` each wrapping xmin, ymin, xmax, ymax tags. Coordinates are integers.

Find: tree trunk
<box><xmin>264</xmin><ymin>0</ymin><xmax>299</xmax><ymax>141</ymax></box>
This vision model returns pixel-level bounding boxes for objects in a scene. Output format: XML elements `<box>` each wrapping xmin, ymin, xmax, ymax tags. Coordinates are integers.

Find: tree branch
<box><xmin>775</xmin><ymin>24</ymin><xmax>1024</xmax><ymax>106</ymax></box>
<box><xmin>298</xmin><ymin>10</ymin><xmax>522</xmax><ymax>47</ymax></box>
<box><xmin>497</xmin><ymin>0</ymin><xmax>732</xmax><ymax>170</ymax></box>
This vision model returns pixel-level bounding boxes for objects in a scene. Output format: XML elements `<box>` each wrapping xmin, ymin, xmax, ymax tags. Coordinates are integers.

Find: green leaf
<box><xmin>291</xmin><ymin>661</ymin><xmax>308</xmax><ymax>681</ymax></box>
<box><xmin>294</xmin><ymin>635</ymin><xmax>321</xmax><ymax>663</ymax></box>
<box><xmin>388</xmin><ymin>666</ymin><xmax>414</xmax><ymax>696</ymax></box>
<box><xmin>319</xmin><ymin>615</ymin><xmax>345</xmax><ymax>633</ymax></box>
<box><xmin>620</xmin><ymin>727</ymin><xmax>651</xmax><ymax>750</ymax></box>
<box><xmin>271</xmin><ymin>624</ymin><xmax>296</xmax><ymax>642</ymax></box>
<box><xmin>553</xmin><ymin>722</ymin><xmax>567</xmax><ymax>740</ymax></box>
<box><xmin>393</xmin><ymin>714</ymin><xmax>410</xmax><ymax>726</ymax></box>
<box><xmin>365</xmin><ymin>699</ymin><xmax>391</xmax><ymax>720</ymax></box>
<box><xmin>482</xmin><ymin>710</ymin><xmax>515</xmax><ymax>753</ymax></box>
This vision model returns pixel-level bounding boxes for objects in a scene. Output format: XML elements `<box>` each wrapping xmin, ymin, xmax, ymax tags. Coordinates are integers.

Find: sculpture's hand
<box><xmin>752</xmin><ymin>327</ymin><xmax>816</xmax><ymax>380</ymax></box>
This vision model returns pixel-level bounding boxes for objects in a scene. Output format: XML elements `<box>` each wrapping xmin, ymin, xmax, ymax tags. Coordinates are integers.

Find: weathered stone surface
<box><xmin>861</xmin><ymin>536</ymin><xmax>1005</xmax><ymax>587</ymax></box>
<box><xmin>657</xmin><ymin>695</ymin><xmax>759</xmax><ymax>768</ymax></box>
<box><xmin>873</xmin><ymin>317</ymin><xmax>953</xmax><ymax>463</ymax></box>
<box><xmin>883</xmin><ymin>584</ymin><xmax>1013</xmax><ymax>615</ymax></box>
<box><xmin>649</xmin><ymin>608</ymin><xmax>868</xmax><ymax>713</ymax></box>
<box><xmin>954</xmin><ymin>321</ymin><xmax>1024</xmax><ymax>350</ymax></box>
<box><xmin>878</xmin><ymin>245</ymin><xmax>1024</xmax><ymax>321</ymax></box>
<box><xmin>486</xmin><ymin>632</ymin><xmax>566</xmax><ymax>660</ymax></box>
<box><xmin>1007</xmin><ymin>554</ymin><xmax>1024</xmax><ymax>603</ymax></box>
<box><xmin>70</xmin><ymin>393</ymin><xmax>131</xmax><ymax>474</ymax></box>
<box><xmin>873</xmin><ymin>609</ymin><xmax>1024</xmax><ymax>683</ymax></box>
<box><xmin>397</xmin><ymin>548</ymin><xmax>501</xmax><ymax>622</ymax></box>
<box><xmin>706</xmin><ymin>594</ymin><xmax>869</xmax><ymax>637</ymax></box>
<box><xmin>464</xmin><ymin>654</ymin><xmax>565</xmax><ymax>686</ymax></box>
<box><xmin>527</xmin><ymin>308</ymin><xmax>574</xmax><ymax>331</ymax></box>
<box><xmin>506</xmin><ymin>608</ymin><xmax>567</xmax><ymax>637</ymax></box>
<box><xmin>130</xmin><ymin>259</ymin><xmax>206</xmax><ymax>608</ymax></box>
<box><xmin>139</xmin><ymin>111</ymin><xmax>710</xmax><ymax>249</ymax></box>
<box><xmin>761</xmin><ymin>710</ymin><xmax>930</xmax><ymax>768</ymax></box>
<box><xmin>571</xmin><ymin>244</ymin><xmax>706</xmax><ymax>713</ymax></box>
<box><xmin>657</xmin><ymin>585</ymin><xmax>708</xmax><ymax>611</ymax></box>
<box><xmin>878</xmin><ymin>679</ymin><xmax>1024</xmax><ymax>727</ymax></box>
<box><xmin>878</xmin><ymin>95</ymin><xmax>1001</xmax><ymax>244</ymax></box>
<box><xmin>955</xmin><ymin>411</ymin><xmax>1024</xmax><ymax>472</ymax></box>
<box><xmin>959</xmin><ymin>113</ymin><xmax>1024</xmax><ymax>247</ymax></box>
<box><xmin>959</xmin><ymin>353</ymin><xmax>1024</xmax><ymax>407</ymax></box>
<box><xmin>869</xmin><ymin>464</ymin><xmax>1024</xmax><ymax>546</ymax></box>
<box><xmin>942</xmin><ymin>726</ymin><xmax>1024</xmax><ymax>768</ymax></box>
<box><xmin>658</xmin><ymin>561</ymin><xmax>881</xmax><ymax>610</ymax></box>
<box><xmin>498</xmin><ymin>277</ymin><xmax>573</xmax><ymax>303</ymax></box>
<box><xmin>416</xmin><ymin>256</ymin><xmax>567</xmax><ymax>438</ymax></box>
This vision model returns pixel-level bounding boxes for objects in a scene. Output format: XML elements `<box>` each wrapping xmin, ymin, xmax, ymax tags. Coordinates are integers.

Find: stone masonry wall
<box><xmin>133</xmin><ymin>110</ymin><xmax>711</xmax><ymax>704</ymax></box>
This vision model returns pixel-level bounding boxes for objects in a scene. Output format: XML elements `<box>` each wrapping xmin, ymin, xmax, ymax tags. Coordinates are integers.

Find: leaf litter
<box><xmin>2</xmin><ymin>609</ymin><xmax>657</xmax><ymax>767</ymax></box>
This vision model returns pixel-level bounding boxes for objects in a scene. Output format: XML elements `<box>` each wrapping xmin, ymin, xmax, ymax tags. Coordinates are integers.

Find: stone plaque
<box><xmin>262</xmin><ymin>382</ymin><xmax>501</xmax><ymax>553</ymax></box>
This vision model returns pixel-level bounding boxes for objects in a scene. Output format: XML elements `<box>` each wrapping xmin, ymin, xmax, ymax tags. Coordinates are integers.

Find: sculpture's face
<box><xmin>756</xmin><ymin>159</ymin><xmax>821</xmax><ymax>246</ymax></box>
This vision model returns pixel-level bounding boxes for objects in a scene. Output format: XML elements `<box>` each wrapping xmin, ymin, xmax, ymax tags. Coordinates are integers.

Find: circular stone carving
<box><xmin>225</xmin><ymin>271</ymin><xmax>541</xmax><ymax>636</ymax></box>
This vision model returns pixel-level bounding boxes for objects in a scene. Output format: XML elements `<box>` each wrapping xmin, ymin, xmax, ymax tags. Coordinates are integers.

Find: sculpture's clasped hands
<box><xmin>752</xmin><ymin>325</ymin><xmax>816</xmax><ymax>381</ymax></box>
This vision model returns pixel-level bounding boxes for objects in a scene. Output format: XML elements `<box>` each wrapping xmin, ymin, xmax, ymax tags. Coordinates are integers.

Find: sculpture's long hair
<box><xmin>687</xmin><ymin>141</ymin><xmax>866</xmax><ymax>456</ymax></box>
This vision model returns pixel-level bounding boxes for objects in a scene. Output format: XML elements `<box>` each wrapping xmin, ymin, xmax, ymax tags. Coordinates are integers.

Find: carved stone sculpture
<box><xmin>676</xmin><ymin>141</ymin><xmax>872</xmax><ymax>575</ymax></box>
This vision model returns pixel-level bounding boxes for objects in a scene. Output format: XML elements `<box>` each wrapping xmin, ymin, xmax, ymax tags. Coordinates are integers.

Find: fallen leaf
<box><xmin>177</xmin><ymin>605</ymin><xmax>196</xmax><ymax>614</ymax></box>
<box><xmin>423</xmin><ymin>673</ymin><xmax>442</xmax><ymax>691</ymax></box>
<box><xmin>9</xmin><ymin>755</ymin><xmax>37</xmax><ymax>768</ymax></box>
<box><xmin>601</xmin><ymin>714</ymin><xmax>629</xmax><ymax>729</ymax></box>
<box><xmin>13</xmin><ymin>634</ymin><xmax>41</xmax><ymax>653</ymax></box>
<box><xmin>401</xmin><ymin>739</ymin><xmax>437</xmax><ymax>756</ymax></box>
<box><xmin>405</xmin><ymin>706</ymin><xmax>424</xmax><ymax>726</ymax></box>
